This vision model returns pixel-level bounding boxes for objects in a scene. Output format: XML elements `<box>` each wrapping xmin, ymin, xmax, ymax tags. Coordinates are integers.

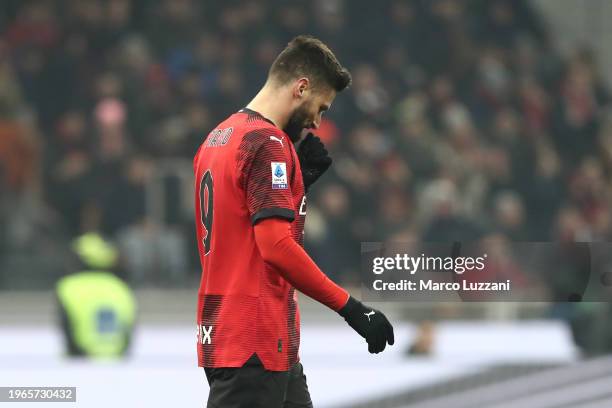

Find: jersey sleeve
<box><xmin>238</xmin><ymin>130</ymin><xmax>295</xmax><ymax>225</ymax></box>
<box><xmin>254</xmin><ymin>218</ymin><xmax>349</xmax><ymax>311</ymax></box>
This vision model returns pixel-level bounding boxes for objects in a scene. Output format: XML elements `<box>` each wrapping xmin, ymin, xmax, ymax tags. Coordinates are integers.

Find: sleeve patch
<box><xmin>271</xmin><ymin>162</ymin><xmax>288</xmax><ymax>189</ymax></box>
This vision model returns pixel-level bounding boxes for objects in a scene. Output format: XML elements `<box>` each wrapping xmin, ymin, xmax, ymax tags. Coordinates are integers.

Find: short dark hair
<box><xmin>268</xmin><ymin>35</ymin><xmax>351</xmax><ymax>92</ymax></box>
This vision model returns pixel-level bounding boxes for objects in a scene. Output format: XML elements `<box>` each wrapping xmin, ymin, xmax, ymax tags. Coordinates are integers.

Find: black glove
<box><xmin>338</xmin><ymin>296</ymin><xmax>395</xmax><ymax>353</ymax></box>
<box><xmin>297</xmin><ymin>133</ymin><xmax>332</xmax><ymax>192</ymax></box>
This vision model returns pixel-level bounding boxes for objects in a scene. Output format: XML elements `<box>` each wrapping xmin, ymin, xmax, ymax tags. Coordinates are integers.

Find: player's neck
<box><xmin>246</xmin><ymin>84</ymin><xmax>292</xmax><ymax>130</ymax></box>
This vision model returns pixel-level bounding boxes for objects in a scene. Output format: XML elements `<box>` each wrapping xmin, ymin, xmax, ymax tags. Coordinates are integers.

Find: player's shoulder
<box><xmin>236</xmin><ymin>111</ymin><xmax>287</xmax><ymax>151</ymax></box>
<box><xmin>241</xmin><ymin>111</ymin><xmax>282</xmax><ymax>134</ymax></box>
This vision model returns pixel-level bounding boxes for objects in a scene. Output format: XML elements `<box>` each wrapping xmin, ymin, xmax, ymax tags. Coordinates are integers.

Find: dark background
<box><xmin>1</xmin><ymin>0</ymin><xmax>610</xmax><ymax>292</ymax></box>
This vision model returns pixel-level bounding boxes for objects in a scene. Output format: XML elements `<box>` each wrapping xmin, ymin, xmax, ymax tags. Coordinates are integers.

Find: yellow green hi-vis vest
<box><xmin>56</xmin><ymin>272</ymin><xmax>136</xmax><ymax>358</ymax></box>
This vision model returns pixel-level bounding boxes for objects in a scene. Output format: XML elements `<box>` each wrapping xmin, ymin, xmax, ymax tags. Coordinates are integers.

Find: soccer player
<box><xmin>193</xmin><ymin>35</ymin><xmax>394</xmax><ymax>407</ymax></box>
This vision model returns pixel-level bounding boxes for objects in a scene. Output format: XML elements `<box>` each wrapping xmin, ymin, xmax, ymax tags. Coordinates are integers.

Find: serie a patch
<box><xmin>271</xmin><ymin>162</ymin><xmax>288</xmax><ymax>189</ymax></box>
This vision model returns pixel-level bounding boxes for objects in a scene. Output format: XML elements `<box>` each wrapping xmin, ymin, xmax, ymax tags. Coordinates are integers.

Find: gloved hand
<box><xmin>338</xmin><ymin>296</ymin><xmax>395</xmax><ymax>353</ymax></box>
<box><xmin>297</xmin><ymin>133</ymin><xmax>332</xmax><ymax>192</ymax></box>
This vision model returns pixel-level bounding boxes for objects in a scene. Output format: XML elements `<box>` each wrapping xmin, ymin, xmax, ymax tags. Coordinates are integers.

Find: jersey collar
<box><xmin>238</xmin><ymin>108</ymin><xmax>277</xmax><ymax>127</ymax></box>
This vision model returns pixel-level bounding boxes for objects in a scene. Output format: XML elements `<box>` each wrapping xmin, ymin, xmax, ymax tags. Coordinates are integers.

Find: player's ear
<box><xmin>295</xmin><ymin>77</ymin><xmax>309</xmax><ymax>98</ymax></box>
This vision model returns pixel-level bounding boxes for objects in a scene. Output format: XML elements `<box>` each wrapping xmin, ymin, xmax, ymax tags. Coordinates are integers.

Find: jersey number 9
<box><xmin>200</xmin><ymin>170</ymin><xmax>214</xmax><ymax>255</ymax></box>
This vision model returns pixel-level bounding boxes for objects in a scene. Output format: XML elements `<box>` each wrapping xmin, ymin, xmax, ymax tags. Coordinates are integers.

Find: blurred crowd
<box><xmin>1</xmin><ymin>0</ymin><xmax>612</xmax><ymax>289</ymax></box>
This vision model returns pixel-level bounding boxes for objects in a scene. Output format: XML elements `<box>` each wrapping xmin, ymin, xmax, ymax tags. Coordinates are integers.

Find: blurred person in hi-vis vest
<box><xmin>56</xmin><ymin>233</ymin><xmax>136</xmax><ymax>358</ymax></box>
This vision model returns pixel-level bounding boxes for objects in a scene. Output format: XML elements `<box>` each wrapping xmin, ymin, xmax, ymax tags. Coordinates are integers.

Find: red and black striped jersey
<box><xmin>193</xmin><ymin>108</ymin><xmax>306</xmax><ymax>371</ymax></box>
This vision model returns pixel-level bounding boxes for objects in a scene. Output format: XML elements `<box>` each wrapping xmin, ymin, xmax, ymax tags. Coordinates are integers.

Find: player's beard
<box><xmin>283</xmin><ymin>103</ymin><xmax>311</xmax><ymax>143</ymax></box>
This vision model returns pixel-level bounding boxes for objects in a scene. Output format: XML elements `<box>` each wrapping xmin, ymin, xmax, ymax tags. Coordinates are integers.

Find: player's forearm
<box><xmin>254</xmin><ymin>218</ymin><xmax>349</xmax><ymax>311</ymax></box>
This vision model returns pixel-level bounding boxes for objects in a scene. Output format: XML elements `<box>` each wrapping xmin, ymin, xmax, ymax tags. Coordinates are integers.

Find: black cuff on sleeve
<box><xmin>251</xmin><ymin>207</ymin><xmax>295</xmax><ymax>225</ymax></box>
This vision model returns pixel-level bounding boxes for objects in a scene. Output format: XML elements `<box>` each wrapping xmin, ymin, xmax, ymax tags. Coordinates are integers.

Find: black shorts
<box><xmin>204</xmin><ymin>354</ymin><xmax>313</xmax><ymax>408</ymax></box>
